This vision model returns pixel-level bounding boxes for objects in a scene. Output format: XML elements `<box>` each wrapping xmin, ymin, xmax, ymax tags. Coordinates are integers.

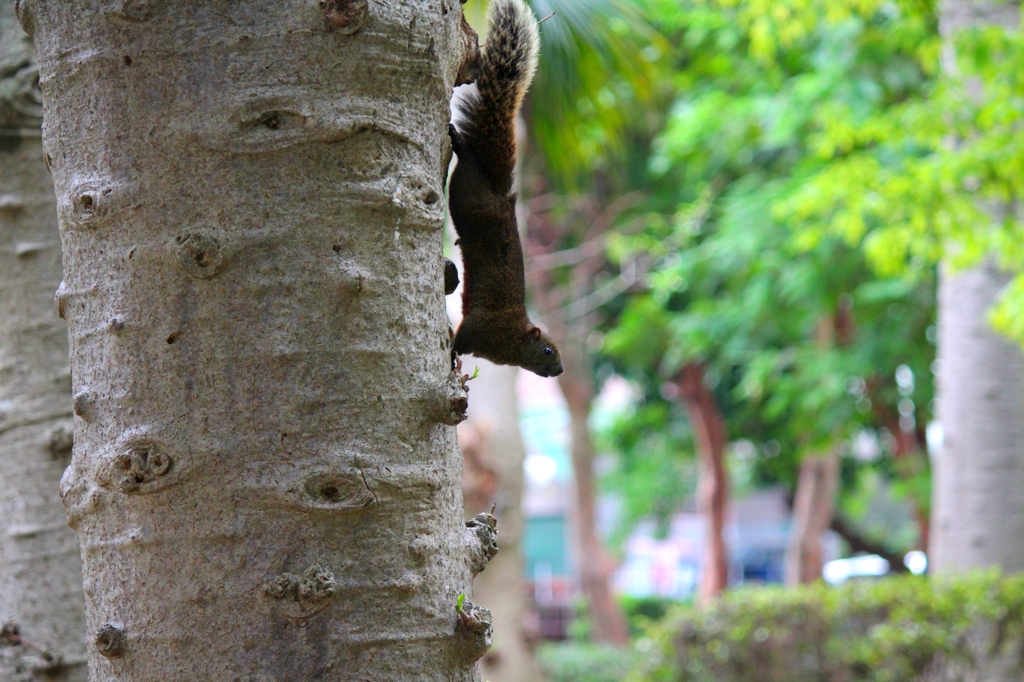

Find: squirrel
<box><xmin>447</xmin><ymin>0</ymin><xmax>563</xmax><ymax>378</ymax></box>
<box><xmin>444</xmin><ymin>258</ymin><xmax>460</xmax><ymax>296</ymax></box>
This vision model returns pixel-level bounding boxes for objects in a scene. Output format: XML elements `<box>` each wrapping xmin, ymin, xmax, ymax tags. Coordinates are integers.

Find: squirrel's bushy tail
<box><xmin>455</xmin><ymin>0</ymin><xmax>539</xmax><ymax>195</ymax></box>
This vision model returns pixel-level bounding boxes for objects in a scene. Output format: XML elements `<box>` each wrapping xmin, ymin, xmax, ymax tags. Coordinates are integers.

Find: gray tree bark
<box><xmin>0</xmin><ymin>6</ymin><xmax>86</xmax><ymax>680</ymax></box>
<box><xmin>930</xmin><ymin>0</ymin><xmax>1024</xmax><ymax>574</ymax></box>
<box><xmin>458</xmin><ymin>360</ymin><xmax>543</xmax><ymax>682</ymax></box>
<box><xmin>22</xmin><ymin>0</ymin><xmax>490</xmax><ymax>679</ymax></box>
<box><xmin>932</xmin><ymin>263</ymin><xmax>1024</xmax><ymax>571</ymax></box>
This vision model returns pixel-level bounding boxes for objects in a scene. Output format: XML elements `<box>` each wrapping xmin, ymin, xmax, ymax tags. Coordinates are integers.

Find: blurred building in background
<box><xmin>517</xmin><ymin>374</ymin><xmax>843</xmax><ymax>639</ymax></box>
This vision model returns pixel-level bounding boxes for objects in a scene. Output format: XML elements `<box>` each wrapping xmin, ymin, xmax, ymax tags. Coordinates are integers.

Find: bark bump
<box><xmin>72</xmin><ymin>391</ymin><xmax>94</xmax><ymax>420</ymax></box>
<box><xmin>265</xmin><ymin>563</ymin><xmax>337</xmax><ymax>624</ymax></box>
<box><xmin>432</xmin><ymin>363</ymin><xmax>470</xmax><ymax>425</ymax></box>
<box><xmin>94</xmin><ymin>624</ymin><xmax>126</xmax><ymax>659</ymax></box>
<box><xmin>300</xmin><ymin>470</ymin><xmax>376</xmax><ymax>510</ymax></box>
<box><xmin>112</xmin><ymin>440</ymin><xmax>173</xmax><ymax>493</ymax></box>
<box><xmin>54</xmin><ymin>279</ymin><xmax>68</xmax><ymax>319</ymax></box>
<box><xmin>61</xmin><ymin>181</ymin><xmax>128</xmax><ymax>231</ymax></box>
<box><xmin>175</xmin><ymin>232</ymin><xmax>226</xmax><ymax>279</ymax></box>
<box><xmin>455</xmin><ymin>599</ymin><xmax>492</xmax><ymax>662</ymax></box>
<box><xmin>464</xmin><ymin>510</ymin><xmax>498</xmax><ymax>576</ymax></box>
<box><xmin>322</xmin><ymin>0</ymin><xmax>369</xmax><ymax>34</ymax></box>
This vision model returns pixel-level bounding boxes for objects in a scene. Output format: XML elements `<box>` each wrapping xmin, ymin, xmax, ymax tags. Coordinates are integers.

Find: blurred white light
<box><xmin>525</xmin><ymin>455</ymin><xmax>558</xmax><ymax>485</ymax></box>
<box><xmin>823</xmin><ymin>555</ymin><xmax>890</xmax><ymax>585</ymax></box>
<box><xmin>926</xmin><ymin>421</ymin><xmax>943</xmax><ymax>455</ymax></box>
<box><xmin>896</xmin><ymin>364</ymin><xmax>914</xmax><ymax>393</ymax></box>
<box><xmin>904</xmin><ymin>550</ymin><xmax>928</xmax><ymax>575</ymax></box>
<box><xmin>853</xmin><ymin>431</ymin><xmax>880</xmax><ymax>462</ymax></box>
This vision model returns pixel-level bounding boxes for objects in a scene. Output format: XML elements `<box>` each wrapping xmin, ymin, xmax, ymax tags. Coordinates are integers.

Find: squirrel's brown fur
<box><xmin>448</xmin><ymin>0</ymin><xmax>562</xmax><ymax>378</ymax></box>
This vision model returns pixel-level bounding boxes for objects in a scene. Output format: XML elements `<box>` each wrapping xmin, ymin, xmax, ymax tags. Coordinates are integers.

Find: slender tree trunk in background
<box><xmin>523</xmin><ymin>189</ymin><xmax>629</xmax><ymax>644</ymax></box>
<box><xmin>24</xmin><ymin>1</ymin><xmax>491</xmax><ymax>679</ymax></box>
<box><xmin>673</xmin><ymin>363</ymin><xmax>728</xmax><ymax>603</ymax></box>
<box><xmin>781</xmin><ymin>310</ymin><xmax>849</xmax><ymax>584</ymax></box>
<box><xmin>784</xmin><ymin>451</ymin><xmax>840</xmax><ymax>585</ymax></box>
<box><xmin>458</xmin><ymin>360</ymin><xmax>543</xmax><ymax>682</ymax></box>
<box><xmin>557</xmin><ymin>341</ymin><xmax>629</xmax><ymax>646</ymax></box>
<box><xmin>0</xmin><ymin>9</ymin><xmax>86</xmax><ymax>679</ymax></box>
<box><xmin>930</xmin><ymin>0</ymin><xmax>1024</xmax><ymax>575</ymax></box>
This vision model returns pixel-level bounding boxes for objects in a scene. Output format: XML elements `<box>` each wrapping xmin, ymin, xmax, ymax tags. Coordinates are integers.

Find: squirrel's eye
<box><xmin>543</xmin><ymin>346</ymin><xmax>553</xmax><ymax>356</ymax></box>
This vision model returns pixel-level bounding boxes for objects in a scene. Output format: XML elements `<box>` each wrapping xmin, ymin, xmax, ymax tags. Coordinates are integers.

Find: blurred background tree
<box><xmin>455</xmin><ymin>0</ymin><xmax>1024</xmax><ymax>676</ymax></box>
<box><xmin>0</xmin><ymin>7</ymin><xmax>86</xmax><ymax>679</ymax></box>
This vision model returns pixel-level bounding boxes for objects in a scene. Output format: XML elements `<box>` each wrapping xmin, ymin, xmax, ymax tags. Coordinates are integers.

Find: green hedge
<box><xmin>538</xmin><ymin>642</ymin><xmax>640</xmax><ymax>682</ymax></box>
<box><xmin>628</xmin><ymin>573</ymin><xmax>1024</xmax><ymax>682</ymax></box>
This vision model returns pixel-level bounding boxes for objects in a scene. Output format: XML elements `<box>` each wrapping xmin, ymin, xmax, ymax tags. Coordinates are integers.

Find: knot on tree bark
<box><xmin>54</xmin><ymin>280</ymin><xmax>69</xmax><ymax>320</ymax></box>
<box><xmin>72</xmin><ymin>391</ymin><xmax>94</xmax><ymax>420</ymax></box>
<box><xmin>321</xmin><ymin>0</ymin><xmax>369</xmax><ymax>34</ymax></box>
<box><xmin>176</xmin><ymin>232</ymin><xmax>227</xmax><ymax>279</ymax></box>
<box><xmin>432</xmin><ymin>361</ymin><xmax>470</xmax><ymax>425</ymax></box>
<box><xmin>301</xmin><ymin>470</ymin><xmax>376</xmax><ymax>511</ymax></box>
<box><xmin>94</xmin><ymin>624</ymin><xmax>126</xmax><ymax>659</ymax></box>
<box><xmin>265</xmin><ymin>563</ymin><xmax>337</xmax><ymax>624</ymax></box>
<box><xmin>113</xmin><ymin>441</ymin><xmax>173</xmax><ymax>493</ymax></box>
<box><xmin>60</xmin><ymin>181</ymin><xmax>127</xmax><ymax>231</ymax></box>
<box><xmin>465</xmin><ymin>510</ymin><xmax>498</xmax><ymax>575</ymax></box>
<box><xmin>455</xmin><ymin>599</ymin><xmax>492</xmax><ymax>662</ymax></box>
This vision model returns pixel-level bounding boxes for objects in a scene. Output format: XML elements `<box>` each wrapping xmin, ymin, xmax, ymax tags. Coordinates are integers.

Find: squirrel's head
<box><xmin>520</xmin><ymin>326</ymin><xmax>563</xmax><ymax>377</ymax></box>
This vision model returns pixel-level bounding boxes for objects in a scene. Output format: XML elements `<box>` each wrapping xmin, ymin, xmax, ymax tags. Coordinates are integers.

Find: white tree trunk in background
<box><xmin>458</xmin><ymin>360</ymin><xmax>543</xmax><ymax>682</ymax></box>
<box><xmin>930</xmin><ymin>0</ymin><xmax>1024</xmax><ymax>574</ymax></box>
<box><xmin>0</xmin><ymin>7</ymin><xmax>86</xmax><ymax>680</ymax></box>
<box><xmin>22</xmin><ymin>0</ymin><xmax>489</xmax><ymax>678</ymax></box>
<box><xmin>932</xmin><ymin>263</ymin><xmax>1024</xmax><ymax>571</ymax></box>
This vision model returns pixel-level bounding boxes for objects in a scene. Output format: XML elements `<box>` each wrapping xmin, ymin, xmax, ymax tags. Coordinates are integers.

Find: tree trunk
<box><xmin>784</xmin><ymin>451</ymin><xmax>840</xmax><ymax>585</ymax></box>
<box><xmin>930</xmin><ymin>0</ymin><xmax>1024</xmax><ymax>575</ymax></box>
<box><xmin>673</xmin><ymin>363</ymin><xmax>729</xmax><ymax>603</ymax></box>
<box><xmin>25</xmin><ymin>1</ymin><xmax>490</xmax><ymax>679</ymax></box>
<box><xmin>458</xmin><ymin>360</ymin><xmax>543</xmax><ymax>682</ymax></box>
<box><xmin>932</xmin><ymin>262</ymin><xmax>1024</xmax><ymax>572</ymax></box>
<box><xmin>557</xmin><ymin>342</ymin><xmax>629</xmax><ymax>645</ymax></box>
<box><xmin>0</xmin><ymin>9</ymin><xmax>86</xmax><ymax>680</ymax></box>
